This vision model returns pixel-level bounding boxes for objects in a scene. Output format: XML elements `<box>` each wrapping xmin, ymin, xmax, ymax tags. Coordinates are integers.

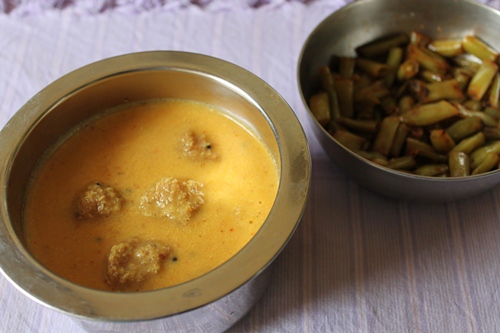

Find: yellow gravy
<box><xmin>23</xmin><ymin>99</ymin><xmax>279</xmax><ymax>292</ymax></box>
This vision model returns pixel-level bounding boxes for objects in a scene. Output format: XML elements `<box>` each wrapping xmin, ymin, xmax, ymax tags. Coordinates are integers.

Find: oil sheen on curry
<box><xmin>23</xmin><ymin>99</ymin><xmax>279</xmax><ymax>292</ymax></box>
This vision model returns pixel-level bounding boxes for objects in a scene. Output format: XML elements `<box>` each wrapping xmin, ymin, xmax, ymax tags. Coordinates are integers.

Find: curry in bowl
<box><xmin>23</xmin><ymin>98</ymin><xmax>279</xmax><ymax>292</ymax></box>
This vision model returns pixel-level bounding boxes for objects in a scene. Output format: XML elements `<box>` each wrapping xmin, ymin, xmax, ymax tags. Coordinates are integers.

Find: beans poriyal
<box><xmin>309</xmin><ymin>32</ymin><xmax>500</xmax><ymax>177</ymax></box>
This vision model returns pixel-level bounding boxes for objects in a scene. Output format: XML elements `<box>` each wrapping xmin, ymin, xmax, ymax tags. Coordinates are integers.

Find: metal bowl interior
<box><xmin>298</xmin><ymin>0</ymin><xmax>500</xmax><ymax>202</ymax></box>
<box><xmin>0</xmin><ymin>51</ymin><xmax>311</xmax><ymax>329</ymax></box>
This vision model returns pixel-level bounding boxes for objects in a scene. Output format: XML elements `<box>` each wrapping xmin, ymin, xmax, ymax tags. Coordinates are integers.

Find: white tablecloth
<box><xmin>1</xmin><ymin>0</ymin><xmax>500</xmax><ymax>332</ymax></box>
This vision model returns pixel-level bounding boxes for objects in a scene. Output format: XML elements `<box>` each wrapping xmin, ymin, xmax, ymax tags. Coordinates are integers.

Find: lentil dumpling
<box><xmin>105</xmin><ymin>238</ymin><xmax>171</xmax><ymax>290</ymax></box>
<box><xmin>74</xmin><ymin>182</ymin><xmax>123</xmax><ymax>219</ymax></box>
<box><xmin>139</xmin><ymin>177</ymin><xmax>204</xmax><ymax>223</ymax></box>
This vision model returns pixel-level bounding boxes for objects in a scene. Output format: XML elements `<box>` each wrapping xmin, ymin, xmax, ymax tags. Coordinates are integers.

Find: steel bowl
<box><xmin>0</xmin><ymin>51</ymin><xmax>311</xmax><ymax>332</ymax></box>
<box><xmin>298</xmin><ymin>0</ymin><xmax>500</xmax><ymax>202</ymax></box>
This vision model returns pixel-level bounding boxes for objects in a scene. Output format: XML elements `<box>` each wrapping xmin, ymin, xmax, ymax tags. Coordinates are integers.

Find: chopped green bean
<box><xmin>483</xmin><ymin>127</ymin><xmax>500</xmax><ymax>140</ymax></box>
<box><xmin>387</xmin><ymin>155</ymin><xmax>416</xmax><ymax>170</ymax></box>
<box><xmin>410</xmin><ymin>31</ymin><xmax>431</xmax><ymax>47</ymax></box>
<box><xmin>390</xmin><ymin>123</ymin><xmax>410</xmax><ymax>157</ymax></box>
<box><xmin>472</xmin><ymin>152</ymin><xmax>499</xmax><ymax>175</ymax></box>
<box><xmin>354</xmin><ymin>80</ymin><xmax>391</xmax><ymax>107</ymax></box>
<box><xmin>455</xmin><ymin>102</ymin><xmax>498</xmax><ymax>127</ymax></box>
<box><xmin>385</xmin><ymin>47</ymin><xmax>404</xmax><ymax>87</ymax></box>
<box><xmin>462</xmin><ymin>35</ymin><xmax>498</xmax><ymax>62</ymax></box>
<box><xmin>419</xmin><ymin>69</ymin><xmax>445</xmax><ymax>83</ymax></box>
<box><xmin>428</xmin><ymin>38</ymin><xmax>464</xmax><ymax>57</ymax></box>
<box><xmin>319</xmin><ymin>66</ymin><xmax>341</xmax><ymax>120</ymax></box>
<box><xmin>334</xmin><ymin>77</ymin><xmax>354</xmax><ymax>118</ymax></box>
<box><xmin>355</xmin><ymin>150</ymin><xmax>388</xmax><ymax>166</ymax></box>
<box><xmin>410</xmin><ymin>79</ymin><xmax>463</xmax><ymax>103</ymax></box>
<box><xmin>355</xmin><ymin>33</ymin><xmax>410</xmax><ymax>58</ymax></box>
<box><xmin>339</xmin><ymin>57</ymin><xmax>356</xmax><ymax>79</ymax></box>
<box><xmin>309</xmin><ymin>92</ymin><xmax>330</xmax><ymax>126</ymax></box>
<box><xmin>462</xmin><ymin>99</ymin><xmax>482</xmax><ymax>111</ymax></box>
<box><xmin>451</xmin><ymin>67</ymin><xmax>472</xmax><ymax>91</ymax></box>
<box><xmin>356</xmin><ymin>58</ymin><xmax>391</xmax><ymax>77</ymax></box>
<box><xmin>407</xmin><ymin>44</ymin><xmax>449</xmax><ymax>74</ymax></box>
<box><xmin>451</xmin><ymin>53</ymin><xmax>481</xmax><ymax>73</ymax></box>
<box><xmin>397</xmin><ymin>59</ymin><xmax>419</xmax><ymax>81</ymax></box>
<box><xmin>484</xmin><ymin>107</ymin><xmax>500</xmax><ymax>120</ymax></box>
<box><xmin>456</xmin><ymin>74</ymin><xmax>472</xmax><ymax>92</ymax></box>
<box><xmin>333</xmin><ymin>129</ymin><xmax>366</xmax><ymax>151</ymax></box>
<box><xmin>445</xmin><ymin>116</ymin><xmax>483</xmax><ymax>142</ymax></box>
<box><xmin>470</xmin><ymin>140</ymin><xmax>500</xmax><ymax>169</ymax></box>
<box><xmin>450</xmin><ymin>131</ymin><xmax>485</xmax><ymax>155</ymax></box>
<box><xmin>414</xmin><ymin>164</ymin><xmax>449</xmax><ymax>176</ymax></box>
<box><xmin>371</xmin><ymin>116</ymin><xmax>400</xmax><ymax>156</ymax></box>
<box><xmin>449</xmin><ymin>151</ymin><xmax>470</xmax><ymax>177</ymax></box>
<box><xmin>488</xmin><ymin>73</ymin><xmax>500</xmax><ymax>108</ymax></box>
<box><xmin>337</xmin><ymin>117</ymin><xmax>379</xmax><ymax>133</ymax></box>
<box><xmin>430</xmin><ymin>129</ymin><xmax>456</xmax><ymax>153</ymax></box>
<box><xmin>406</xmin><ymin>138</ymin><xmax>448</xmax><ymax>163</ymax></box>
<box><xmin>400</xmin><ymin>100</ymin><xmax>459</xmax><ymax>126</ymax></box>
<box><xmin>398</xmin><ymin>95</ymin><xmax>415</xmax><ymax>113</ymax></box>
<box><xmin>467</xmin><ymin>59</ymin><xmax>498</xmax><ymax>101</ymax></box>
